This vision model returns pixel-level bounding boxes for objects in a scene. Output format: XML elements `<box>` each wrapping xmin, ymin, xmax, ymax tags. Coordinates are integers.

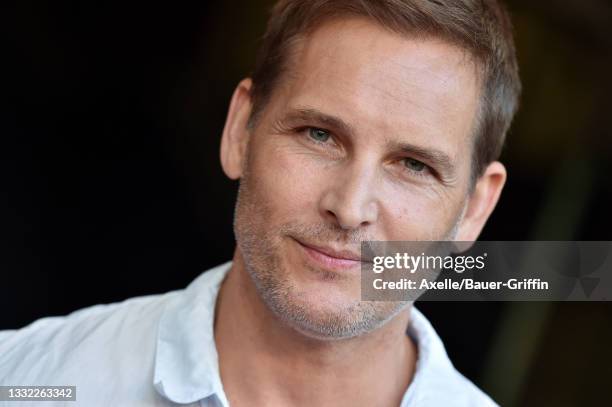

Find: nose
<box><xmin>318</xmin><ymin>161</ymin><xmax>380</xmax><ymax>230</ymax></box>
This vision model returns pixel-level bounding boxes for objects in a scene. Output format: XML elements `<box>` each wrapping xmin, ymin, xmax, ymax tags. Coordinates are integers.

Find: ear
<box><xmin>455</xmin><ymin>161</ymin><xmax>507</xmax><ymax>241</ymax></box>
<box><xmin>220</xmin><ymin>78</ymin><xmax>254</xmax><ymax>180</ymax></box>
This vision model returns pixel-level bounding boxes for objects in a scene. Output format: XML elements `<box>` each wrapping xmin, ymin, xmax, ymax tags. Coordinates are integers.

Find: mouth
<box><xmin>293</xmin><ymin>238</ymin><xmax>370</xmax><ymax>272</ymax></box>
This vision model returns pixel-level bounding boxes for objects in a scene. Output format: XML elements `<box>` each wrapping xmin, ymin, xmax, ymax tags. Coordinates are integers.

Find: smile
<box><xmin>293</xmin><ymin>238</ymin><xmax>365</xmax><ymax>272</ymax></box>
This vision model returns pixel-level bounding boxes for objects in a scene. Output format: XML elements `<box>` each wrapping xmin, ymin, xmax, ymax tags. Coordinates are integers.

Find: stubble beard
<box><xmin>233</xmin><ymin>167</ymin><xmax>464</xmax><ymax>340</ymax></box>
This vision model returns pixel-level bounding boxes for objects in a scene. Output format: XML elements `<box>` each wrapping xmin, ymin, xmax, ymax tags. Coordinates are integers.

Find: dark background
<box><xmin>2</xmin><ymin>1</ymin><xmax>612</xmax><ymax>405</ymax></box>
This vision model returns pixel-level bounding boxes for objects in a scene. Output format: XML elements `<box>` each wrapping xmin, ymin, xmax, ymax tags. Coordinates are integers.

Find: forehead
<box><xmin>270</xmin><ymin>18</ymin><xmax>481</xmax><ymax>155</ymax></box>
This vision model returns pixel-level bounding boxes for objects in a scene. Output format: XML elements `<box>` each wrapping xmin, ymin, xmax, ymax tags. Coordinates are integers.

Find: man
<box><xmin>0</xmin><ymin>0</ymin><xmax>520</xmax><ymax>406</ymax></box>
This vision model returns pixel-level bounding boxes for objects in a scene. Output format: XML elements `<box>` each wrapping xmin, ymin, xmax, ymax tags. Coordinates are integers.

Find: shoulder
<box><xmin>404</xmin><ymin>307</ymin><xmax>499</xmax><ymax>406</ymax></box>
<box><xmin>435</xmin><ymin>367</ymin><xmax>498</xmax><ymax>406</ymax></box>
<box><xmin>0</xmin><ymin>290</ymin><xmax>177</xmax><ymax>386</ymax></box>
<box><xmin>405</xmin><ymin>350</ymin><xmax>499</xmax><ymax>406</ymax></box>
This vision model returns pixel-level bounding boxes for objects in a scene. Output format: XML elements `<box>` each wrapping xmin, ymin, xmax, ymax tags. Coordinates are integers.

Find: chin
<box><xmin>270</xmin><ymin>286</ymin><xmax>401</xmax><ymax>340</ymax></box>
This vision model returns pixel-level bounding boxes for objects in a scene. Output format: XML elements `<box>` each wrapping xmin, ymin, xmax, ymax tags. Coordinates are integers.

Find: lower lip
<box><xmin>296</xmin><ymin>240</ymin><xmax>362</xmax><ymax>271</ymax></box>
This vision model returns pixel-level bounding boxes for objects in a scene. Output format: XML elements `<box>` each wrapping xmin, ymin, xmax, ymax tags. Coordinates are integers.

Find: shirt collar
<box><xmin>153</xmin><ymin>261</ymin><xmax>232</xmax><ymax>405</ymax></box>
<box><xmin>153</xmin><ymin>261</ymin><xmax>462</xmax><ymax>406</ymax></box>
<box><xmin>401</xmin><ymin>306</ymin><xmax>458</xmax><ymax>405</ymax></box>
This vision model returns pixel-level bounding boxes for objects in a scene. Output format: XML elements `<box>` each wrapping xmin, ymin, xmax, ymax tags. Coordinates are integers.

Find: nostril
<box><xmin>324</xmin><ymin>209</ymin><xmax>341</xmax><ymax>225</ymax></box>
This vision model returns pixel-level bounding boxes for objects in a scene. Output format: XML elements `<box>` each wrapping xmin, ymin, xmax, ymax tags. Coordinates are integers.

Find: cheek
<box><xmin>250</xmin><ymin>141</ymin><xmax>324</xmax><ymax>218</ymax></box>
<box><xmin>381</xmin><ymin>182</ymin><xmax>464</xmax><ymax>240</ymax></box>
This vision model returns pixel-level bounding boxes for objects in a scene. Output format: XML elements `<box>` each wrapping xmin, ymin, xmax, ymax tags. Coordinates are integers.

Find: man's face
<box><xmin>229</xmin><ymin>18</ymin><xmax>482</xmax><ymax>339</ymax></box>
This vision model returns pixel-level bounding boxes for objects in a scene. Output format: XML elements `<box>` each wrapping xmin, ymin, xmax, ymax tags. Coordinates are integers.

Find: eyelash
<box><xmin>304</xmin><ymin>127</ymin><xmax>333</xmax><ymax>145</ymax></box>
<box><xmin>298</xmin><ymin>126</ymin><xmax>435</xmax><ymax>180</ymax></box>
<box><xmin>401</xmin><ymin>157</ymin><xmax>432</xmax><ymax>178</ymax></box>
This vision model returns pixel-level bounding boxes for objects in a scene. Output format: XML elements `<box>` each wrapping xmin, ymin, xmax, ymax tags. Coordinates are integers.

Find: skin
<box><xmin>216</xmin><ymin>18</ymin><xmax>506</xmax><ymax>407</ymax></box>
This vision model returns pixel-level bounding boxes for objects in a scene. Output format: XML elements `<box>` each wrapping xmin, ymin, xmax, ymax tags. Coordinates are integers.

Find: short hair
<box><xmin>248</xmin><ymin>0</ymin><xmax>521</xmax><ymax>184</ymax></box>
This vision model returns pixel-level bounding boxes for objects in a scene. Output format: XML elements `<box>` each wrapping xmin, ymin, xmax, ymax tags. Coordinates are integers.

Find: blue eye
<box><xmin>308</xmin><ymin>128</ymin><xmax>331</xmax><ymax>142</ymax></box>
<box><xmin>403</xmin><ymin>158</ymin><xmax>426</xmax><ymax>172</ymax></box>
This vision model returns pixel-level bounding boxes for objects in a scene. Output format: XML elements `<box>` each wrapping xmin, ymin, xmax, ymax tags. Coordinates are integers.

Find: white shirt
<box><xmin>0</xmin><ymin>261</ymin><xmax>497</xmax><ymax>406</ymax></box>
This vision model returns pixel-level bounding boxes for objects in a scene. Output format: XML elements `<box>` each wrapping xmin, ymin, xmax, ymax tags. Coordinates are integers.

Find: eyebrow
<box><xmin>277</xmin><ymin>106</ymin><xmax>456</xmax><ymax>176</ymax></box>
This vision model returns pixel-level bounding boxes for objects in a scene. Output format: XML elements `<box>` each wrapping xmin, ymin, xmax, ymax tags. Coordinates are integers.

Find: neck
<box><xmin>214</xmin><ymin>250</ymin><xmax>418</xmax><ymax>407</ymax></box>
